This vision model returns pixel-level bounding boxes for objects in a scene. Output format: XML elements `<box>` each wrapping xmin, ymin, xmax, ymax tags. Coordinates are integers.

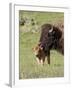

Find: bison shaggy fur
<box><xmin>33</xmin><ymin>23</ymin><xmax>64</xmax><ymax>65</ymax></box>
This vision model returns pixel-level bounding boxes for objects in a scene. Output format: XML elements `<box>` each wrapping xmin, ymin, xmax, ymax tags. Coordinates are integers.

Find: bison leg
<box><xmin>47</xmin><ymin>51</ymin><xmax>50</xmax><ymax>64</ymax></box>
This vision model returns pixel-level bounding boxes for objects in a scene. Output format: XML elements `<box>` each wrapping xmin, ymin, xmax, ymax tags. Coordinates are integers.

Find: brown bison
<box><xmin>33</xmin><ymin>23</ymin><xmax>64</xmax><ymax>65</ymax></box>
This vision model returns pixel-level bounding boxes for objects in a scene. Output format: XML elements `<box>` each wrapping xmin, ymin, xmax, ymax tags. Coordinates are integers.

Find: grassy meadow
<box><xmin>19</xmin><ymin>11</ymin><xmax>64</xmax><ymax>79</ymax></box>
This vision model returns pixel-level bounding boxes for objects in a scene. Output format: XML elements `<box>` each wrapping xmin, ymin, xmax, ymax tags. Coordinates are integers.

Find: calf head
<box><xmin>33</xmin><ymin>44</ymin><xmax>45</xmax><ymax>65</ymax></box>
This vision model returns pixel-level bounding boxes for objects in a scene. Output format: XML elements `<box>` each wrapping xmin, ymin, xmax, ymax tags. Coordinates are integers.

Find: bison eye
<box><xmin>48</xmin><ymin>32</ymin><xmax>52</xmax><ymax>36</ymax></box>
<box><xmin>48</xmin><ymin>30</ymin><xmax>55</xmax><ymax>36</ymax></box>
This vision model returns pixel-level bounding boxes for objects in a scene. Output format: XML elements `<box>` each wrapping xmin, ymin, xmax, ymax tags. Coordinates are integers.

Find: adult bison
<box><xmin>33</xmin><ymin>23</ymin><xmax>64</xmax><ymax>65</ymax></box>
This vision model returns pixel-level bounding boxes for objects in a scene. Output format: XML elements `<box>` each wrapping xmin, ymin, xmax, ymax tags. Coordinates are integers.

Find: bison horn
<box><xmin>49</xmin><ymin>26</ymin><xmax>53</xmax><ymax>33</ymax></box>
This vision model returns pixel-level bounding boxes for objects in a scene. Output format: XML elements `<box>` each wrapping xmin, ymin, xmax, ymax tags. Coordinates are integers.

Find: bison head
<box><xmin>40</xmin><ymin>24</ymin><xmax>63</xmax><ymax>51</ymax></box>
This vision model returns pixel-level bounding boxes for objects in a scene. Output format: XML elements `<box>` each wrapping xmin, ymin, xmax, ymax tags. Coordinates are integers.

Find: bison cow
<box><xmin>33</xmin><ymin>23</ymin><xmax>64</xmax><ymax>65</ymax></box>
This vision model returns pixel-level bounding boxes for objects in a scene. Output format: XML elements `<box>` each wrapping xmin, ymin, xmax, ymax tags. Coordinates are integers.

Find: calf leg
<box><xmin>47</xmin><ymin>51</ymin><xmax>50</xmax><ymax>64</ymax></box>
<box><xmin>41</xmin><ymin>57</ymin><xmax>45</xmax><ymax>65</ymax></box>
<box><xmin>36</xmin><ymin>58</ymin><xmax>40</xmax><ymax>64</ymax></box>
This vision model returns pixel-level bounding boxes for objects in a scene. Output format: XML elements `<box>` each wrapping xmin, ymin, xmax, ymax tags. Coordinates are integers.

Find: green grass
<box><xmin>19</xmin><ymin>32</ymin><xmax>64</xmax><ymax>79</ymax></box>
<box><xmin>19</xmin><ymin>11</ymin><xmax>64</xmax><ymax>79</ymax></box>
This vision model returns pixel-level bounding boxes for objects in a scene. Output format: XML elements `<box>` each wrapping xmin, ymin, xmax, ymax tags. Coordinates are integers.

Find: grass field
<box><xmin>19</xmin><ymin>11</ymin><xmax>64</xmax><ymax>79</ymax></box>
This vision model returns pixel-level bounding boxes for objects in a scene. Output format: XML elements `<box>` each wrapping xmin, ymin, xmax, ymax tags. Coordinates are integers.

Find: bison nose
<box><xmin>36</xmin><ymin>55</ymin><xmax>39</xmax><ymax>57</ymax></box>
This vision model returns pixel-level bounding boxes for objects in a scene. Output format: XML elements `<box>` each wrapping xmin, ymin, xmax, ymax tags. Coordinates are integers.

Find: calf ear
<box><xmin>38</xmin><ymin>42</ymin><xmax>41</xmax><ymax>46</ymax></box>
<box><xmin>32</xmin><ymin>46</ymin><xmax>37</xmax><ymax>51</ymax></box>
<box><xmin>32</xmin><ymin>47</ymin><xmax>35</xmax><ymax>51</ymax></box>
<box><xmin>33</xmin><ymin>46</ymin><xmax>40</xmax><ymax>51</ymax></box>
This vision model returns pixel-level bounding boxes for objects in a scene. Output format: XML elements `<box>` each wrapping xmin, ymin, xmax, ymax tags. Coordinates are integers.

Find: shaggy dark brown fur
<box><xmin>34</xmin><ymin>23</ymin><xmax>64</xmax><ymax>65</ymax></box>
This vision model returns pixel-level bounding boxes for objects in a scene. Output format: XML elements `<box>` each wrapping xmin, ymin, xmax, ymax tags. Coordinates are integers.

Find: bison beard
<box><xmin>36</xmin><ymin>24</ymin><xmax>64</xmax><ymax>65</ymax></box>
